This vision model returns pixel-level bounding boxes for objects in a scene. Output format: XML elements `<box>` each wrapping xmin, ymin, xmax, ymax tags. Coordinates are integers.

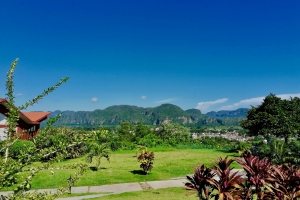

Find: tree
<box><xmin>86</xmin><ymin>143</ymin><xmax>110</xmax><ymax>170</ymax></box>
<box><xmin>0</xmin><ymin>58</ymin><xmax>73</xmax><ymax>197</ymax></box>
<box><xmin>86</xmin><ymin>129</ymin><xmax>111</xmax><ymax>170</ymax></box>
<box><xmin>118</xmin><ymin>122</ymin><xmax>135</xmax><ymax>142</ymax></box>
<box><xmin>240</xmin><ymin>94</ymin><xmax>300</xmax><ymax>144</ymax></box>
<box><xmin>135</xmin><ymin>121</ymin><xmax>151</xmax><ymax>142</ymax></box>
<box><xmin>156</xmin><ymin>123</ymin><xmax>191</xmax><ymax>145</ymax></box>
<box><xmin>2</xmin><ymin>58</ymin><xmax>69</xmax><ymax>163</ymax></box>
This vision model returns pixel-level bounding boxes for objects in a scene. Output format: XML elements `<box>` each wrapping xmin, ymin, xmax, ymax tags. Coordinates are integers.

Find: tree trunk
<box><xmin>4</xmin><ymin>146</ymin><xmax>9</xmax><ymax>163</ymax></box>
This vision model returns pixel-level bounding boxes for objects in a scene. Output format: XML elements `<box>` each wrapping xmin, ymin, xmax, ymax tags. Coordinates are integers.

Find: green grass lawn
<box><xmin>1</xmin><ymin>148</ymin><xmax>239</xmax><ymax>191</ymax></box>
<box><xmin>89</xmin><ymin>187</ymin><xmax>198</xmax><ymax>200</ymax></box>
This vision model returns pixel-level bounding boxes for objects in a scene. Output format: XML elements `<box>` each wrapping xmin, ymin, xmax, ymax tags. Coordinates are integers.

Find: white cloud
<box><xmin>15</xmin><ymin>93</ymin><xmax>23</xmax><ymax>97</ymax></box>
<box><xmin>141</xmin><ymin>95</ymin><xmax>147</xmax><ymax>100</ymax></box>
<box><xmin>195</xmin><ymin>98</ymin><xmax>228</xmax><ymax>113</ymax></box>
<box><xmin>218</xmin><ymin>93</ymin><xmax>300</xmax><ymax>111</ymax></box>
<box><xmin>91</xmin><ymin>97</ymin><xmax>98</xmax><ymax>102</ymax></box>
<box><xmin>277</xmin><ymin>93</ymin><xmax>300</xmax><ymax>99</ymax></box>
<box><xmin>156</xmin><ymin>98</ymin><xmax>175</xmax><ymax>103</ymax></box>
<box><xmin>218</xmin><ymin>97</ymin><xmax>263</xmax><ymax>111</ymax></box>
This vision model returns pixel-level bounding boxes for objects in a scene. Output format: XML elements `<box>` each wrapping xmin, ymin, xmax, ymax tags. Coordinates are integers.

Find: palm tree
<box><xmin>86</xmin><ymin>142</ymin><xmax>110</xmax><ymax>170</ymax></box>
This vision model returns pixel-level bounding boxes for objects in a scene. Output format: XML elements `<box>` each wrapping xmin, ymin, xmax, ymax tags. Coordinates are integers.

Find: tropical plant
<box><xmin>86</xmin><ymin>143</ymin><xmax>110</xmax><ymax>170</ymax></box>
<box><xmin>185</xmin><ymin>157</ymin><xmax>245</xmax><ymax>200</ymax></box>
<box><xmin>209</xmin><ymin>157</ymin><xmax>245</xmax><ymax>200</ymax></box>
<box><xmin>137</xmin><ymin>151</ymin><xmax>154</xmax><ymax>174</ymax></box>
<box><xmin>268</xmin><ymin>164</ymin><xmax>300</xmax><ymax>199</ymax></box>
<box><xmin>235</xmin><ymin>152</ymin><xmax>273</xmax><ymax>199</ymax></box>
<box><xmin>185</xmin><ymin>163</ymin><xmax>215</xmax><ymax>200</ymax></box>
<box><xmin>185</xmin><ymin>152</ymin><xmax>300</xmax><ymax>200</ymax></box>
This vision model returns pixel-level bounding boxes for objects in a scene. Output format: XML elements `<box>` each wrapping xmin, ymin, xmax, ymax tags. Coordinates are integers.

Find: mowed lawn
<box><xmin>2</xmin><ymin>148</ymin><xmax>239</xmax><ymax>191</ymax></box>
<box><xmin>90</xmin><ymin>187</ymin><xmax>199</xmax><ymax>200</ymax></box>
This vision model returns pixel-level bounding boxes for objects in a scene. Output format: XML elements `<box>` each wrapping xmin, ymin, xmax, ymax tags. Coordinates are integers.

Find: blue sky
<box><xmin>1</xmin><ymin>0</ymin><xmax>300</xmax><ymax>113</ymax></box>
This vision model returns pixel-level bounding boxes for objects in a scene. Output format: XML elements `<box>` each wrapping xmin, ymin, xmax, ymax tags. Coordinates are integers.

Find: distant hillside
<box><xmin>205</xmin><ymin>108</ymin><xmax>249</xmax><ymax>118</ymax></box>
<box><xmin>45</xmin><ymin>104</ymin><xmax>246</xmax><ymax>127</ymax></box>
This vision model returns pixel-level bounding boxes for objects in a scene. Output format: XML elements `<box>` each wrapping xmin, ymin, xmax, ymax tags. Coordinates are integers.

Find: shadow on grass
<box><xmin>215</xmin><ymin>149</ymin><xmax>239</xmax><ymax>157</ymax></box>
<box><xmin>130</xmin><ymin>170</ymin><xmax>147</xmax><ymax>175</ymax></box>
<box><xmin>89</xmin><ymin>166</ymin><xmax>107</xmax><ymax>171</ymax></box>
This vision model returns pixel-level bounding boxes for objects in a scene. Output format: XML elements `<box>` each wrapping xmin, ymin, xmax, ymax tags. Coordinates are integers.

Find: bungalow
<box><xmin>0</xmin><ymin>98</ymin><xmax>51</xmax><ymax>141</ymax></box>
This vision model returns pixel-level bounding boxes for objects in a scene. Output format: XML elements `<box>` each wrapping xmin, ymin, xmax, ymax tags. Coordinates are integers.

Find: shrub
<box><xmin>9</xmin><ymin>140</ymin><xmax>35</xmax><ymax>159</ymax></box>
<box><xmin>185</xmin><ymin>152</ymin><xmax>300</xmax><ymax>200</ymax></box>
<box><xmin>0</xmin><ymin>158</ymin><xmax>19</xmax><ymax>189</ymax></box>
<box><xmin>137</xmin><ymin>151</ymin><xmax>154</xmax><ymax>174</ymax></box>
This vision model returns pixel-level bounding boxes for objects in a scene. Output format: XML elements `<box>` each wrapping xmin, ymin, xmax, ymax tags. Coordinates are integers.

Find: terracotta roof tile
<box><xmin>0</xmin><ymin>98</ymin><xmax>7</xmax><ymax>103</ymax></box>
<box><xmin>22</xmin><ymin>112</ymin><xmax>51</xmax><ymax>122</ymax></box>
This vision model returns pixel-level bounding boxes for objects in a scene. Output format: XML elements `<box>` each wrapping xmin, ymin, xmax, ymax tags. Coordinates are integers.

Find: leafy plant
<box><xmin>0</xmin><ymin>158</ymin><xmax>19</xmax><ymax>189</ymax></box>
<box><xmin>235</xmin><ymin>152</ymin><xmax>273</xmax><ymax>199</ymax></box>
<box><xmin>268</xmin><ymin>164</ymin><xmax>300</xmax><ymax>199</ymax></box>
<box><xmin>86</xmin><ymin>143</ymin><xmax>110</xmax><ymax>170</ymax></box>
<box><xmin>137</xmin><ymin>151</ymin><xmax>154</xmax><ymax>174</ymax></box>
<box><xmin>209</xmin><ymin>157</ymin><xmax>245</xmax><ymax>200</ymax></box>
<box><xmin>9</xmin><ymin>140</ymin><xmax>36</xmax><ymax>160</ymax></box>
<box><xmin>0</xmin><ymin>58</ymin><xmax>69</xmax><ymax>198</ymax></box>
<box><xmin>185</xmin><ymin>163</ymin><xmax>215</xmax><ymax>200</ymax></box>
<box><xmin>135</xmin><ymin>145</ymin><xmax>147</xmax><ymax>157</ymax></box>
<box><xmin>185</xmin><ymin>152</ymin><xmax>300</xmax><ymax>200</ymax></box>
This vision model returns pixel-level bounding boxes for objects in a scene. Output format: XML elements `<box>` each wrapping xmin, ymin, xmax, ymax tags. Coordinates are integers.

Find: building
<box><xmin>0</xmin><ymin>98</ymin><xmax>51</xmax><ymax>140</ymax></box>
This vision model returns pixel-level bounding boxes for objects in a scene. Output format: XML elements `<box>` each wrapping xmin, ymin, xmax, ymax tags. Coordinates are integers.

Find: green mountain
<box><xmin>206</xmin><ymin>108</ymin><xmax>249</xmax><ymax>118</ymax></box>
<box><xmin>47</xmin><ymin>104</ymin><xmax>246</xmax><ymax>127</ymax></box>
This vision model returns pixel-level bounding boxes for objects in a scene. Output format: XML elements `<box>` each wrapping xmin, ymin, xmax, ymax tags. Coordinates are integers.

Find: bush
<box><xmin>9</xmin><ymin>140</ymin><xmax>35</xmax><ymax>159</ymax></box>
<box><xmin>185</xmin><ymin>153</ymin><xmax>300</xmax><ymax>200</ymax></box>
<box><xmin>0</xmin><ymin>158</ymin><xmax>19</xmax><ymax>189</ymax></box>
<box><xmin>137</xmin><ymin>151</ymin><xmax>154</xmax><ymax>174</ymax></box>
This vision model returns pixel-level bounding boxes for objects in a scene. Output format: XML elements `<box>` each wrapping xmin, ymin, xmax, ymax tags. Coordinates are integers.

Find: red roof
<box><xmin>0</xmin><ymin>98</ymin><xmax>51</xmax><ymax>124</ymax></box>
<box><xmin>22</xmin><ymin>112</ymin><xmax>51</xmax><ymax>122</ymax></box>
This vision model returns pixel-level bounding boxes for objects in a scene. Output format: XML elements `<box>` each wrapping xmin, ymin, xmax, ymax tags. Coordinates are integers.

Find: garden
<box><xmin>1</xmin><ymin>59</ymin><xmax>300</xmax><ymax>200</ymax></box>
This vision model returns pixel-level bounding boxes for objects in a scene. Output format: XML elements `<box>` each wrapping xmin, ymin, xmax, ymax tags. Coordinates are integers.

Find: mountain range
<box><xmin>46</xmin><ymin>104</ymin><xmax>249</xmax><ymax>127</ymax></box>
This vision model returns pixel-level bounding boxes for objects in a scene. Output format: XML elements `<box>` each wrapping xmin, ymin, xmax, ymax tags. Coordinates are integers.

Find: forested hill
<box><xmin>48</xmin><ymin>104</ymin><xmax>248</xmax><ymax>127</ymax></box>
<box><xmin>206</xmin><ymin>108</ymin><xmax>249</xmax><ymax>118</ymax></box>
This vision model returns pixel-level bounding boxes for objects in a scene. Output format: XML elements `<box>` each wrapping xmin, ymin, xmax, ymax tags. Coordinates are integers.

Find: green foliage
<box><xmin>46</xmin><ymin>103</ymin><xmax>245</xmax><ymax>127</ymax></box>
<box><xmin>34</xmin><ymin>127</ymin><xmax>87</xmax><ymax>162</ymax></box>
<box><xmin>156</xmin><ymin>123</ymin><xmax>191</xmax><ymax>145</ymax></box>
<box><xmin>118</xmin><ymin>122</ymin><xmax>135</xmax><ymax>142</ymax></box>
<box><xmin>254</xmin><ymin>137</ymin><xmax>300</xmax><ymax>165</ymax></box>
<box><xmin>9</xmin><ymin>140</ymin><xmax>36</xmax><ymax>160</ymax></box>
<box><xmin>85</xmin><ymin>130</ymin><xmax>111</xmax><ymax>170</ymax></box>
<box><xmin>0</xmin><ymin>58</ymin><xmax>69</xmax><ymax>196</ymax></box>
<box><xmin>231</xmin><ymin>141</ymin><xmax>252</xmax><ymax>155</ymax></box>
<box><xmin>240</xmin><ymin>93</ymin><xmax>300</xmax><ymax>143</ymax></box>
<box><xmin>137</xmin><ymin>151</ymin><xmax>154</xmax><ymax>174</ymax></box>
<box><xmin>86</xmin><ymin>143</ymin><xmax>110</xmax><ymax>170</ymax></box>
<box><xmin>0</xmin><ymin>158</ymin><xmax>19</xmax><ymax>189</ymax></box>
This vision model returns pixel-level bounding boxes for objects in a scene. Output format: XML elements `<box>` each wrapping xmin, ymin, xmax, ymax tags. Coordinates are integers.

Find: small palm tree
<box><xmin>86</xmin><ymin>143</ymin><xmax>110</xmax><ymax>170</ymax></box>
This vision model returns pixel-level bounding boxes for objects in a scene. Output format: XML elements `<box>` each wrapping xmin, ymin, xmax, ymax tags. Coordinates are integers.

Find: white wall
<box><xmin>0</xmin><ymin>119</ymin><xmax>7</xmax><ymax>141</ymax></box>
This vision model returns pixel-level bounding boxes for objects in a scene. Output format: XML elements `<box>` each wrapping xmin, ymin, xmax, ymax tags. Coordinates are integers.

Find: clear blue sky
<box><xmin>1</xmin><ymin>0</ymin><xmax>299</xmax><ymax>113</ymax></box>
